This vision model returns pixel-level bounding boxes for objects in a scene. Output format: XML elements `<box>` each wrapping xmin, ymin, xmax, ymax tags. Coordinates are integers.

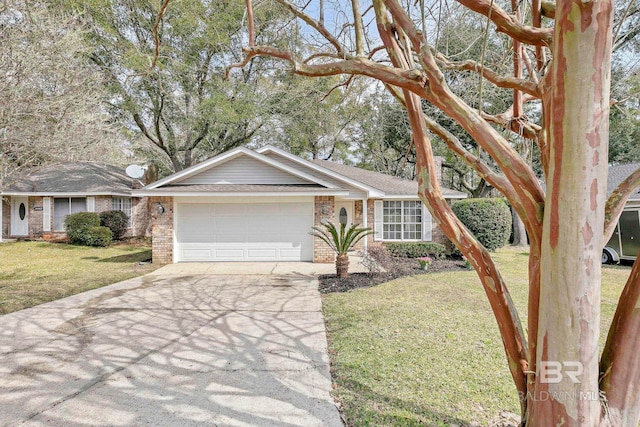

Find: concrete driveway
<box><xmin>0</xmin><ymin>265</ymin><xmax>344</xmax><ymax>426</ymax></box>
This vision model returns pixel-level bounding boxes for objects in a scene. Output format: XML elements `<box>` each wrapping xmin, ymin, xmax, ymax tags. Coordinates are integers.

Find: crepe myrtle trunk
<box><xmin>221</xmin><ymin>0</ymin><xmax>640</xmax><ymax>423</ymax></box>
<box><xmin>527</xmin><ymin>0</ymin><xmax>613</xmax><ymax>423</ymax></box>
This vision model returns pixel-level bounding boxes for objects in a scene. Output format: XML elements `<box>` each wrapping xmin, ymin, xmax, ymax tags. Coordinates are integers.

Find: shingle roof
<box><xmin>608</xmin><ymin>163</ymin><xmax>640</xmax><ymax>199</ymax></box>
<box><xmin>311</xmin><ymin>159</ymin><xmax>467</xmax><ymax>198</ymax></box>
<box><xmin>3</xmin><ymin>162</ymin><xmax>135</xmax><ymax>194</ymax></box>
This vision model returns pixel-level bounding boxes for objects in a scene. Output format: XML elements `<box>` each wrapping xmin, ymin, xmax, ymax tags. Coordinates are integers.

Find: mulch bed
<box><xmin>318</xmin><ymin>257</ymin><xmax>470</xmax><ymax>294</ymax></box>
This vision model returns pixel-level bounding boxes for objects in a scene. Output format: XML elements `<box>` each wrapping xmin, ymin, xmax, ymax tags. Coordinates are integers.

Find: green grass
<box><xmin>322</xmin><ymin>247</ymin><xmax>632</xmax><ymax>426</ymax></box>
<box><xmin>0</xmin><ymin>240</ymin><xmax>159</xmax><ymax>314</ymax></box>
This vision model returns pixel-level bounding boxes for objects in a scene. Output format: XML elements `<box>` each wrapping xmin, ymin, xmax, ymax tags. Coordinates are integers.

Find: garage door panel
<box><xmin>214</xmin><ymin>248</ymin><xmax>245</xmax><ymax>259</ymax></box>
<box><xmin>177</xmin><ymin>202</ymin><xmax>313</xmax><ymax>262</ymax></box>
<box><xmin>247</xmin><ymin>248</ymin><xmax>278</xmax><ymax>258</ymax></box>
<box><xmin>182</xmin><ymin>248</ymin><xmax>213</xmax><ymax>261</ymax></box>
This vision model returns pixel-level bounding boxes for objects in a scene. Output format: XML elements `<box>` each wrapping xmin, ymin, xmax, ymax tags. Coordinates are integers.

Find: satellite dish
<box><xmin>125</xmin><ymin>164</ymin><xmax>146</xmax><ymax>179</ymax></box>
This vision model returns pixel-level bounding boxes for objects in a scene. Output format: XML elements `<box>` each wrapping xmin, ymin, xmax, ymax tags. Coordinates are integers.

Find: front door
<box><xmin>11</xmin><ymin>197</ymin><xmax>29</xmax><ymax>236</ymax></box>
<box><xmin>334</xmin><ymin>201</ymin><xmax>354</xmax><ymax>229</ymax></box>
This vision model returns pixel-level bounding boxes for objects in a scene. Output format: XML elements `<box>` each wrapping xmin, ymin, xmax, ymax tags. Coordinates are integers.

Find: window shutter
<box><xmin>43</xmin><ymin>197</ymin><xmax>51</xmax><ymax>232</ymax></box>
<box><xmin>87</xmin><ymin>197</ymin><xmax>95</xmax><ymax>212</ymax></box>
<box><xmin>374</xmin><ymin>200</ymin><xmax>383</xmax><ymax>241</ymax></box>
<box><xmin>422</xmin><ymin>203</ymin><xmax>432</xmax><ymax>241</ymax></box>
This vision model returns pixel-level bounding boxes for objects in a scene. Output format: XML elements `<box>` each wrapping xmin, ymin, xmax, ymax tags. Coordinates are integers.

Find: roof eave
<box><xmin>143</xmin><ymin>147</ymin><xmax>339</xmax><ymax>190</ymax></box>
<box><xmin>256</xmin><ymin>145</ymin><xmax>386</xmax><ymax>198</ymax></box>
<box><xmin>381</xmin><ymin>193</ymin><xmax>468</xmax><ymax>199</ymax></box>
<box><xmin>132</xmin><ymin>190</ymin><xmax>350</xmax><ymax>197</ymax></box>
<box><xmin>1</xmin><ymin>191</ymin><xmax>134</xmax><ymax>197</ymax></box>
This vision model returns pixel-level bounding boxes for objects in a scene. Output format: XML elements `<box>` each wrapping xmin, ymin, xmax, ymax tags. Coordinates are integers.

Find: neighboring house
<box><xmin>133</xmin><ymin>146</ymin><xmax>467</xmax><ymax>264</ymax></box>
<box><xmin>603</xmin><ymin>162</ymin><xmax>640</xmax><ymax>263</ymax></box>
<box><xmin>0</xmin><ymin>162</ymin><xmax>148</xmax><ymax>241</ymax></box>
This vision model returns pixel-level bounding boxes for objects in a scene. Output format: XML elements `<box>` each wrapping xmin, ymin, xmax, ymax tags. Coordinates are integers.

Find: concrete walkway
<box><xmin>151</xmin><ymin>254</ymin><xmax>367</xmax><ymax>276</ymax></box>
<box><xmin>0</xmin><ymin>268</ymin><xmax>344</xmax><ymax>426</ymax></box>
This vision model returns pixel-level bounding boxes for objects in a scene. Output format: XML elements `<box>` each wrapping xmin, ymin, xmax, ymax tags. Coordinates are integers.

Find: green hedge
<box><xmin>451</xmin><ymin>198</ymin><xmax>512</xmax><ymax>251</ymax></box>
<box><xmin>85</xmin><ymin>226</ymin><xmax>113</xmax><ymax>247</ymax></box>
<box><xmin>65</xmin><ymin>212</ymin><xmax>113</xmax><ymax>247</ymax></box>
<box><xmin>384</xmin><ymin>242</ymin><xmax>446</xmax><ymax>258</ymax></box>
<box><xmin>100</xmin><ymin>210</ymin><xmax>128</xmax><ymax>241</ymax></box>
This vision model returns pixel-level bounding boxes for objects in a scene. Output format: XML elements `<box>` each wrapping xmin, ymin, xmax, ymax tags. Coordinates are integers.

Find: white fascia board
<box><xmin>142</xmin><ymin>147</ymin><xmax>250</xmax><ymax>189</ymax></box>
<box><xmin>381</xmin><ymin>193</ymin><xmax>468</xmax><ymax>200</ymax></box>
<box><xmin>256</xmin><ymin>145</ymin><xmax>386</xmax><ymax>198</ymax></box>
<box><xmin>0</xmin><ymin>192</ymin><xmax>134</xmax><ymax>197</ymax></box>
<box><xmin>144</xmin><ymin>146</ymin><xmax>339</xmax><ymax>190</ymax></box>
<box><xmin>131</xmin><ymin>190</ymin><xmax>350</xmax><ymax>197</ymax></box>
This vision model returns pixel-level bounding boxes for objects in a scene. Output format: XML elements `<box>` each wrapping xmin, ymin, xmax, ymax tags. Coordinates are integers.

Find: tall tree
<box><xmin>265</xmin><ymin>74</ymin><xmax>370</xmax><ymax>161</ymax></box>
<box><xmin>59</xmin><ymin>0</ymin><xmax>283</xmax><ymax>172</ymax></box>
<box><xmin>219</xmin><ymin>0</ymin><xmax>640</xmax><ymax>424</ymax></box>
<box><xmin>0</xmin><ymin>0</ymin><xmax>124</xmax><ymax>185</ymax></box>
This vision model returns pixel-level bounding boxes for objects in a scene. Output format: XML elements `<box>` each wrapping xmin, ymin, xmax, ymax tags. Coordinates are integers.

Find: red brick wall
<box><xmin>94</xmin><ymin>196</ymin><xmax>112</xmax><ymax>213</ymax></box>
<box><xmin>367</xmin><ymin>199</ymin><xmax>384</xmax><ymax>249</ymax></box>
<box><xmin>28</xmin><ymin>197</ymin><xmax>44</xmax><ymax>238</ymax></box>
<box><xmin>1</xmin><ymin>198</ymin><xmax>9</xmax><ymax>239</ymax></box>
<box><xmin>131</xmin><ymin>198</ymin><xmax>150</xmax><ymax>237</ymax></box>
<box><xmin>352</xmin><ymin>200</ymin><xmax>365</xmax><ymax>251</ymax></box>
<box><xmin>150</xmin><ymin>196</ymin><xmax>173</xmax><ymax>264</ymax></box>
<box><xmin>313</xmin><ymin>196</ymin><xmax>335</xmax><ymax>263</ymax></box>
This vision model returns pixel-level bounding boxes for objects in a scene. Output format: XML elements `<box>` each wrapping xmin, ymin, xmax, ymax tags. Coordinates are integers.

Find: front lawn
<box><xmin>322</xmin><ymin>247</ymin><xmax>632</xmax><ymax>426</ymax></box>
<box><xmin>0</xmin><ymin>240</ymin><xmax>158</xmax><ymax>315</ymax></box>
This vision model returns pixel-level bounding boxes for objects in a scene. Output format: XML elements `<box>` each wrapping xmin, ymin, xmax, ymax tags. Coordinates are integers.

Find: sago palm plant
<box><xmin>311</xmin><ymin>222</ymin><xmax>374</xmax><ymax>278</ymax></box>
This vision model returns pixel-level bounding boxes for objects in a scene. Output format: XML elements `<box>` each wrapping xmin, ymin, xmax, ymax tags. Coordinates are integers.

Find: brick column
<box><xmin>352</xmin><ymin>200</ymin><xmax>365</xmax><ymax>251</ymax></box>
<box><xmin>29</xmin><ymin>197</ymin><xmax>44</xmax><ymax>238</ymax></box>
<box><xmin>367</xmin><ymin>199</ymin><xmax>383</xmax><ymax>248</ymax></box>
<box><xmin>150</xmin><ymin>196</ymin><xmax>174</xmax><ymax>264</ymax></box>
<box><xmin>313</xmin><ymin>196</ymin><xmax>335</xmax><ymax>263</ymax></box>
<box><xmin>2</xmin><ymin>198</ymin><xmax>10</xmax><ymax>239</ymax></box>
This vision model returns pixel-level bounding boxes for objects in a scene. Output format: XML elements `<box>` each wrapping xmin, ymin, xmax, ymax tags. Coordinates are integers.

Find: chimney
<box><xmin>433</xmin><ymin>156</ymin><xmax>443</xmax><ymax>184</ymax></box>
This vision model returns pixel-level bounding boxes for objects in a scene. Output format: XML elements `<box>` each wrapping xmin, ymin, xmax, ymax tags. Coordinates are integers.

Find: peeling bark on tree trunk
<box><xmin>220</xmin><ymin>0</ymin><xmax>640</xmax><ymax>423</ymax></box>
<box><xmin>530</xmin><ymin>0</ymin><xmax>613</xmax><ymax>423</ymax></box>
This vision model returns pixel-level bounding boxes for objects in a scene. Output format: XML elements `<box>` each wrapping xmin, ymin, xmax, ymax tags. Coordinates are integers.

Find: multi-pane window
<box><xmin>53</xmin><ymin>198</ymin><xmax>86</xmax><ymax>231</ymax></box>
<box><xmin>112</xmin><ymin>197</ymin><xmax>132</xmax><ymax>227</ymax></box>
<box><xmin>383</xmin><ymin>200</ymin><xmax>422</xmax><ymax>240</ymax></box>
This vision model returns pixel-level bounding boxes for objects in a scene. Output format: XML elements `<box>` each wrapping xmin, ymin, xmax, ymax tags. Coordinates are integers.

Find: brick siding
<box><xmin>352</xmin><ymin>200</ymin><xmax>365</xmax><ymax>251</ymax></box>
<box><xmin>1</xmin><ymin>198</ymin><xmax>9</xmax><ymax>239</ymax></box>
<box><xmin>313</xmin><ymin>196</ymin><xmax>335</xmax><ymax>263</ymax></box>
<box><xmin>131</xmin><ymin>198</ymin><xmax>150</xmax><ymax>237</ymax></box>
<box><xmin>150</xmin><ymin>196</ymin><xmax>173</xmax><ymax>264</ymax></box>
<box><xmin>28</xmin><ymin>197</ymin><xmax>44</xmax><ymax>237</ymax></box>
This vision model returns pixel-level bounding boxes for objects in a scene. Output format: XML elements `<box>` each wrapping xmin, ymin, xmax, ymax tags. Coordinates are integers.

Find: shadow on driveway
<box><xmin>0</xmin><ymin>272</ymin><xmax>343</xmax><ymax>426</ymax></box>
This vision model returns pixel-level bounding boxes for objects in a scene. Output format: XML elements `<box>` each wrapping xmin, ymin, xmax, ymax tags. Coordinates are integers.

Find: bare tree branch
<box><xmin>151</xmin><ymin>0</ymin><xmax>171</xmax><ymax>70</ymax></box>
<box><xmin>455</xmin><ymin>0</ymin><xmax>553</xmax><ymax>46</ymax></box>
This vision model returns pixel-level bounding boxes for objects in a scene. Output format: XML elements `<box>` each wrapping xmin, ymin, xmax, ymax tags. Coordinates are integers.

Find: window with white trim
<box><xmin>112</xmin><ymin>197</ymin><xmax>132</xmax><ymax>227</ymax></box>
<box><xmin>53</xmin><ymin>198</ymin><xmax>86</xmax><ymax>231</ymax></box>
<box><xmin>383</xmin><ymin>200</ymin><xmax>422</xmax><ymax>240</ymax></box>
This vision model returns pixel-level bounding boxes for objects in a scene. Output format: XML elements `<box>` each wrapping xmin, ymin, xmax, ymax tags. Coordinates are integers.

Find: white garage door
<box><xmin>176</xmin><ymin>202</ymin><xmax>314</xmax><ymax>262</ymax></box>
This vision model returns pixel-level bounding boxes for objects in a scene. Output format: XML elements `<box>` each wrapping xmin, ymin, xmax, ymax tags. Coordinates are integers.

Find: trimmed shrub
<box><xmin>451</xmin><ymin>198</ymin><xmax>512</xmax><ymax>251</ymax></box>
<box><xmin>65</xmin><ymin>212</ymin><xmax>100</xmax><ymax>245</ymax></box>
<box><xmin>85</xmin><ymin>226</ymin><xmax>113</xmax><ymax>247</ymax></box>
<box><xmin>65</xmin><ymin>212</ymin><xmax>113</xmax><ymax>247</ymax></box>
<box><xmin>384</xmin><ymin>242</ymin><xmax>446</xmax><ymax>258</ymax></box>
<box><xmin>100</xmin><ymin>210</ymin><xmax>129</xmax><ymax>240</ymax></box>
